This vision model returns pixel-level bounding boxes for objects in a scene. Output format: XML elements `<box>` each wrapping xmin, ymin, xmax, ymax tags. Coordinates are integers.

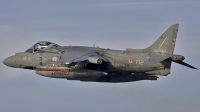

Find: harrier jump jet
<box><xmin>3</xmin><ymin>24</ymin><xmax>197</xmax><ymax>82</ymax></box>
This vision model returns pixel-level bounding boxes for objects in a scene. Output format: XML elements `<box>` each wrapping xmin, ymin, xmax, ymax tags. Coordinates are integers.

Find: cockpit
<box><xmin>25</xmin><ymin>41</ymin><xmax>60</xmax><ymax>53</ymax></box>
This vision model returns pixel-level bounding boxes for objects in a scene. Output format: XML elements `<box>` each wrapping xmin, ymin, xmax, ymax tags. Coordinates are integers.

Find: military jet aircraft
<box><xmin>3</xmin><ymin>24</ymin><xmax>197</xmax><ymax>82</ymax></box>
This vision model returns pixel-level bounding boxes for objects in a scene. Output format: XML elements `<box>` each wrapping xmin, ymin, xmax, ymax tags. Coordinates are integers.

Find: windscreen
<box><xmin>25</xmin><ymin>41</ymin><xmax>53</xmax><ymax>53</ymax></box>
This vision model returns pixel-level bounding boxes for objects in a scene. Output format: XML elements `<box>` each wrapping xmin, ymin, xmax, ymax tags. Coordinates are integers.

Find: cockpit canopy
<box><xmin>25</xmin><ymin>41</ymin><xmax>60</xmax><ymax>53</ymax></box>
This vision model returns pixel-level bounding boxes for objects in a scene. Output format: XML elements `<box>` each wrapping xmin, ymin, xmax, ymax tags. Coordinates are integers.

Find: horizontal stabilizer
<box><xmin>173</xmin><ymin>61</ymin><xmax>198</xmax><ymax>69</ymax></box>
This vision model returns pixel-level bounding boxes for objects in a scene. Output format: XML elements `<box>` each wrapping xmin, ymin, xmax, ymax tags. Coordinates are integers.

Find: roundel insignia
<box><xmin>128</xmin><ymin>58</ymin><xmax>133</xmax><ymax>64</ymax></box>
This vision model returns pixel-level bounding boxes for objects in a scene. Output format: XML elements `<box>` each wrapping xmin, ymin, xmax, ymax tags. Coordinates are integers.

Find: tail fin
<box><xmin>144</xmin><ymin>24</ymin><xmax>179</xmax><ymax>54</ymax></box>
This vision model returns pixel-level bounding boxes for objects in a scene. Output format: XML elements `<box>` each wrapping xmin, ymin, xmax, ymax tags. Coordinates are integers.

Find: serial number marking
<box><xmin>52</xmin><ymin>71</ymin><xmax>69</xmax><ymax>76</ymax></box>
<box><xmin>135</xmin><ymin>60</ymin><xmax>144</xmax><ymax>65</ymax></box>
<box><xmin>154</xmin><ymin>49</ymin><xmax>166</xmax><ymax>53</ymax></box>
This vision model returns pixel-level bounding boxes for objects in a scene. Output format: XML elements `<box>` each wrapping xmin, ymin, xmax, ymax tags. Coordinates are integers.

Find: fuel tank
<box><xmin>36</xmin><ymin>67</ymin><xmax>107</xmax><ymax>78</ymax></box>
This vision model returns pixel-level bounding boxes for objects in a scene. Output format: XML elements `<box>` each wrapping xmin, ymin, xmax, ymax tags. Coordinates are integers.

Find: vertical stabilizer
<box><xmin>144</xmin><ymin>24</ymin><xmax>179</xmax><ymax>54</ymax></box>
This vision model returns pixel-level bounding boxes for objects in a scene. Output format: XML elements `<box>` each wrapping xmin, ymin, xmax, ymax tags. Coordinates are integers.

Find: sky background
<box><xmin>0</xmin><ymin>0</ymin><xmax>200</xmax><ymax>112</ymax></box>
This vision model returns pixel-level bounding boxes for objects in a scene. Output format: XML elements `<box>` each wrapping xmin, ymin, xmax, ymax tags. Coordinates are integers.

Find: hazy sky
<box><xmin>0</xmin><ymin>0</ymin><xmax>200</xmax><ymax>112</ymax></box>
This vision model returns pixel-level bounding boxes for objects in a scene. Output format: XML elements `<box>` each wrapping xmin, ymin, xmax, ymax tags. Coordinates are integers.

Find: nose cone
<box><xmin>3</xmin><ymin>56</ymin><xmax>15</xmax><ymax>67</ymax></box>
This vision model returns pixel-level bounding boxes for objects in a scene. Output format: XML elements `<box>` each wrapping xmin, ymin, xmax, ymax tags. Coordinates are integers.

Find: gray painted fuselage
<box><xmin>5</xmin><ymin>46</ymin><xmax>168</xmax><ymax>74</ymax></box>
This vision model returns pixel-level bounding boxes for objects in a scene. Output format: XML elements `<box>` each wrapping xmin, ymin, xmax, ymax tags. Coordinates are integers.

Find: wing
<box><xmin>59</xmin><ymin>47</ymin><xmax>108</xmax><ymax>64</ymax></box>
